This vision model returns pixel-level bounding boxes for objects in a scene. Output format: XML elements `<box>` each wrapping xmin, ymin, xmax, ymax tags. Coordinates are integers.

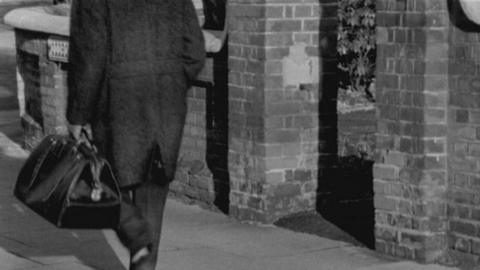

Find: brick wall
<box><xmin>447</xmin><ymin>1</ymin><xmax>480</xmax><ymax>266</ymax></box>
<box><xmin>170</xmin><ymin>0</ymin><xmax>230</xmax><ymax>210</ymax></box>
<box><xmin>375</xmin><ymin>0</ymin><xmax>449</xmax><ymax>263</ymax></box>
<box><xmin>338</xmin><ymin>109</ymin><xmax>376</xmax><ymax>158</ymax></box>
<box><xmin>15</xmin><ymin>29</ymin><xmax>68</xmax><ymax>150</ymax></box>
<box><xmin>171</xmin><ymin>84</ymin><xmax>216</xmax><ymax>208</ymax></box>
<box><xmin>376</xmin><ymin>0</ymin><xmax>480</xmax><ymax>266</ymax></box>
<box><xmin>171</xmin><ymin>51</ymin><xmax>230</xmax><ymax>212</ymax></box>
<box><xmin>227</xmin><ymin>0</ymin><xmax>327</xmax><ymax>223</ymax></box>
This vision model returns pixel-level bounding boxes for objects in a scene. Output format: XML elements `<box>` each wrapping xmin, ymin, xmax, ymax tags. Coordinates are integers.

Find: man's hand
<box><xmin>68</xmin><ymin>124</ymin><xmax>93</xmax><ymax>146</ymax></box>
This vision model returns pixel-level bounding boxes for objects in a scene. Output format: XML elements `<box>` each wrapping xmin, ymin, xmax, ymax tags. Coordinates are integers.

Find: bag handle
<box><xmin>72</xmin><ymin>128</ymin><xmax>104</xmax><ymax>201</ymax></box>
<box><xmin>73</xmin><ymin>127</ymin><xmax>97</xmax><ymax>157</ymax></box>
<box><xmin>80</xmin><ymin>127</ymin><xmax>97</xmax><ymax>152</ymax></box>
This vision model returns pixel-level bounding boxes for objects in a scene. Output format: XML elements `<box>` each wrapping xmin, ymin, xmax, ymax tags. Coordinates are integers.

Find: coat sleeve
<box><xmin>67</xmin><ymin>0</ymin><xmax>108</xmax><ymax>125</ymax></box>
<box><xmin>182</xmin><ymin>0</ymin><xmax>206</xmax><ymax>82</ymax></box>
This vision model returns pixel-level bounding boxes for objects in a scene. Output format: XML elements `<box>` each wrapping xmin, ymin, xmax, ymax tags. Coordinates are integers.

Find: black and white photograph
<box><xmin>0</xmin><ymin>0</ymin><xmax>476</xmax><ymax>269</ymax></box>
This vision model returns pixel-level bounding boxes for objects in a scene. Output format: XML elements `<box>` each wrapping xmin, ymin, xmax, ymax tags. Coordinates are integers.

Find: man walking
<box><xmin>67</xmin><ymin>0</ymin><xmax>206</xmax><ymax>269</ymax></box>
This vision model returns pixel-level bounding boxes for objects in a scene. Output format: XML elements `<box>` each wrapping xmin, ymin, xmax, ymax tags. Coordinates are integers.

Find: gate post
<box><xmin>227</xmin><ymin>0</ymin><xmax>337</xmax><ymax>223</ymax></box>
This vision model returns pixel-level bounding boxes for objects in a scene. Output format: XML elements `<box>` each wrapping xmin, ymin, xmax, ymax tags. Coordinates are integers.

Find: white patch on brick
<box><xmin>282</xmin><ymin>43</ymin><xmax>319</xmax><ymax>88</ymax></box>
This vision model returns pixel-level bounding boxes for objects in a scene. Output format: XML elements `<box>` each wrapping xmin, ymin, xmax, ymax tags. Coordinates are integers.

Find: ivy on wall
<box><xmin>337</xmin><ymin>0</ymin><xmax>376</xmax><ymax>102</ymax></box>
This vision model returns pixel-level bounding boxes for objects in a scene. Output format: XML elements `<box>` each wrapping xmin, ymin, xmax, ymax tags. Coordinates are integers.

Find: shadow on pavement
<box><xmin>275</xmin><ymin>156</ymin><xmax>375</xmax><ymax>249</ymax></box>
<box><xmin>316</xmin><ymin>156</ymin><xmax>375</xmax><ymax>249</ymax></box>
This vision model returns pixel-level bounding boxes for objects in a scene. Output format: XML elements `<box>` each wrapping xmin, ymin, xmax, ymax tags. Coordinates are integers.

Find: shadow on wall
<box><xmin>206</xmin><ymin>41</ymin><xmax>229</xmax><ymax>214</ymax></box>
<box><xmin>315</xmin><ymin>0</ymin><xmax>375</xmax><ymax>249</ymax></box>
<box><xmin>203</xmin><ymin>0</ymin><xmax>230</xmax><ymax>214</ymax></box>
<box><xmin>317</xmin><ymin>156</ymin><xmax>375</xmax><ymax>249</ymax></box>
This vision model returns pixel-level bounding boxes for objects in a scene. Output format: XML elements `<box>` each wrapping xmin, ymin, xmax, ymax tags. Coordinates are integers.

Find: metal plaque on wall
<box><xmin>47</xmin><ymin>38</ymin><xmax>69</xmax><ymax>63</ymax></box>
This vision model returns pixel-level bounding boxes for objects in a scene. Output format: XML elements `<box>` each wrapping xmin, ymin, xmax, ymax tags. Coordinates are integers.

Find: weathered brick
<box><xmin>281</xmin><ymin>143</ymin><xmax>302</xmax><ymax>156</ymax></box>
<box><xmin>266</xmin><ymin>20</ymin><xmax>302</xmax><ymax>32</ymax></box>
<box><xmin>265</xmin><ymin>101</ymin><xmax>301</xmax><ymax>115</ymax></box>
<box><xmin>374</xmin><ymin>164</ymin><xmax>400</xmax><ymax>180</ymax></box>
<box><xmin>456</xmin><ymin>110</ymin><xmax>469</xmax><ymax>123</ymax></box>
<box><xmin>269</xmin><ymin>183</ymin><xmax>301</xmax><ymax>197</ymax></box>
<box><xmin>451</xmin><ymin>235</ymin><xmax>471</xmax><ymax>253</ymax></box>
<box><xmin>374</xmin><ymin>195</ymin><xmax>397</xmax><ymax>211</ymax></box>
<box><xmin>294</xmin><ymin>5</ymin><xmax>312</xmax><ymax>17</ymax></box>
<box><xmin>265</xmin><ymin>6</ymin><xmax>283</xmax><ymax>18</ymax></box>
<box><xmin>375</xmin><ymin>227</ymin><xmax>398</xmax><ymax>242</ymax></box>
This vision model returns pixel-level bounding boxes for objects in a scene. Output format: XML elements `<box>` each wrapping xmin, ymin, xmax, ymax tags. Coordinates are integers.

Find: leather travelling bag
<box><xmin>14</xmin><ymin>135</ymin><xmax>121</xmax><ymax>229</ymax></box>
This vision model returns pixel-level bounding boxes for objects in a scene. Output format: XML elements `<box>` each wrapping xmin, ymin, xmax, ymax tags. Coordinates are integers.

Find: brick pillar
<box><xmin>374</xmin><ymin>0</ymin><xmax>449</xmax><ymax>262</ymax></box>
<box><xmin>15</xmin><ymin>30</ymin><xmax>69</xmax><ymax>150</ymax></box>
<box><xmin>447</xmin><ymin>1</ymin><xmax>480</xmax><ymax>266</ymax></box>
<box><xmin>227</xmin><ymin>0</ymin><xmax>330</xmax><ymax>223</ymax></box>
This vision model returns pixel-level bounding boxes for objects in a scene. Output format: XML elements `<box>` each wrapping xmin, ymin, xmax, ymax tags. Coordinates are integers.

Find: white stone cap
<box><xmin>460</xmin><ymin>0</ymin><xmax>480</xmax><ymax>25</ymax></box>
<box><xmin>3</xmin><ymin>2</ymin><xmax>225</xmax><ymax>53</ymax></box>
<box><xmin>203</xmin><ymin>29</ymin><xmax>224</xmax><ymax>53</ymax></box>
<box><xmin>4</xmin><ymin>4</ymin><xmax>70</xmax><ymax>36</ymax></box>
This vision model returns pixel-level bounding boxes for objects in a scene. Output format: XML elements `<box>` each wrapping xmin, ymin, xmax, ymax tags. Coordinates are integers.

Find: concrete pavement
<box><xmin>0</xmin><ymin>124</ymin><xmax>461</xmax><ymax>270</ymax></box>
<box><xmin>0</xmin><ymin>3</ymin><xmax>461</xmax><ymax>270</ymax></box>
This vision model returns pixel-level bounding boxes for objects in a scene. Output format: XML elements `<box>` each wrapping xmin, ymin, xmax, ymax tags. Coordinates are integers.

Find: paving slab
<box><xmin>0</xmin><ymin>124</ymin><xmax>461</xmax><ymax>270</ymax></box>
<box><xmin>356</xmin><ymin>262</ymin><xmax>460</xmax><ymax>270</ymax></box>
<box><xmin>21</xmin><ymin>261</ymin><xmax>95</xmax><ymax>270</ymax></box>
<box><xmin>0</xmin><ymin>246</ymin><xmax>42</xmax><ymax>269</ymax></box>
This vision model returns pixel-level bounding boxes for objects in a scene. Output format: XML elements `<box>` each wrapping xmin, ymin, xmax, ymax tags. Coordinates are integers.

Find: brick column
<box><xmin>447</xmin><ymin>1</ymin><xmax>480</xmax><ymax>266</ymax></box>
<box><xmin>227</xmin><ymin>0</ymin><xmax>331</xmax><ymax>223</ymax></box>
<box><xmin>15</xmin><ymin>30</ymin><xmax>69</xmax><ymax>150</ymax></box>
<box><xmin>374</xmin><ymin>0</ymin><xmax>449</xmax><ymax>262</ymax></box>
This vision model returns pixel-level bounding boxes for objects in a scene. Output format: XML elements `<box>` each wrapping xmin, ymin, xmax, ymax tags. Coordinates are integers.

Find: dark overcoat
<box><xmin>67</xmin><ymin>0</ymin><xmax>206</xmax><ymax>187</ymax></box>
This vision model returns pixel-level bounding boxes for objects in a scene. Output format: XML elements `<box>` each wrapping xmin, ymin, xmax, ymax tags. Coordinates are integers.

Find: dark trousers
<box><xmin>115</xmin><ymin>180</ymin><xmax>170</xmax><ymax>268</ymax></box>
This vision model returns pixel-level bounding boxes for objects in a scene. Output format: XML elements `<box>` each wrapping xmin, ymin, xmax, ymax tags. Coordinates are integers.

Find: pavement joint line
<box><xmin>3</xmin><ymin>249</ymin><xmax>45</xmax><ymax>266</ymax></box>
<box><xmin>162</xmin><ymin>245</ymin><xmax>216</xmax><ymax>254</ymax></box>
<box><xmin>1</xmin><ymin>234</ymin><xmax>34</xmax><ymax>248</ymax></box>
<box><xmin>80</xmin><ymin>261</ymin><xmax>102</xmax><ymax>270</ymax></box>
<box><xmin>160</xmin><ymin>246</ymin><xmax>185</xmax><ymax>252</ymax></box>
<box><xmin>248</xmin><ymin>244</ymin><xmax>357</xmax><ymax>260</ymax></box>
<box><xmin>287</xmin><ymin>243</ymin><xmax>355</xmax><ymax>255</ymax></box>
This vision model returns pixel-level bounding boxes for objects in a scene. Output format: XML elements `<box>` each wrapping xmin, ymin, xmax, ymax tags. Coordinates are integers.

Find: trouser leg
<box><xmin>115</xmin><ymin>189</ymin><xmax>152</xmax><ymax>255</ymax></box>
<box><xmin>114</xmin><ymin>180</ymin><xmax>170</xmax><ymax>269</ymax></box>
<box><xmin>133</xmin><ymin>181</ymin><xmax>170</xmax><ymax>267</ymax></box>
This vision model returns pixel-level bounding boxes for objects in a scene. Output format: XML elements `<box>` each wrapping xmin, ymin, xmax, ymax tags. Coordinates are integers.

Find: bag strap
<box><xmin>72</xmin><ymin>128</ymin><xmax>104</xmax><ymax>200</ymax></box>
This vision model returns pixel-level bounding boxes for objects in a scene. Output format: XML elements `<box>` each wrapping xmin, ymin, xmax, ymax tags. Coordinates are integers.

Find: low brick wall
<box><xmin>171</xmin><ymin>84</ymin><xmax>216</xmax><ymax>208</ymax></box>
<box><xmin>171</xmin><ymin>48</ymin><xmax>230</xmax><ymax>213</ymax></box>
<box><xmin>338</xmin><ymin>108</ymin><xmax>376</xmax><ymax>159</ymax></box>
<box><xmin>15</xmin><ymin>29</ymin><xmax>69</xmax><ymax>150</ymax></box>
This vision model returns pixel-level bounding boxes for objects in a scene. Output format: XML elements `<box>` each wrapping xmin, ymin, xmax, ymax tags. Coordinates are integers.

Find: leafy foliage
<box><xmin>337</xmin><ymin>0</ymin><xmax>376</xmax><ymax>102</ymax></box>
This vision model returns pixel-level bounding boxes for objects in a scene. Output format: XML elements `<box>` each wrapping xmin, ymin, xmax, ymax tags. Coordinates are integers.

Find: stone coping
<box><xmin>3</xmin><ymin>2</ymin><xmax>224</xmax><ymax>53</ymax></box>
<box><xmin>0</xmin><ymin>0</ymin><xmax>48</xmax><ymax>5</ymax></box>
<box><xmin>4</xmin><ymin>4</ymin><xmax>69</xmax><ymax>36</ymax></box>
<box><xmin>460</xmin><ymin>0</ymin><xmax>480</xmax><ymax>25</ymax></box>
